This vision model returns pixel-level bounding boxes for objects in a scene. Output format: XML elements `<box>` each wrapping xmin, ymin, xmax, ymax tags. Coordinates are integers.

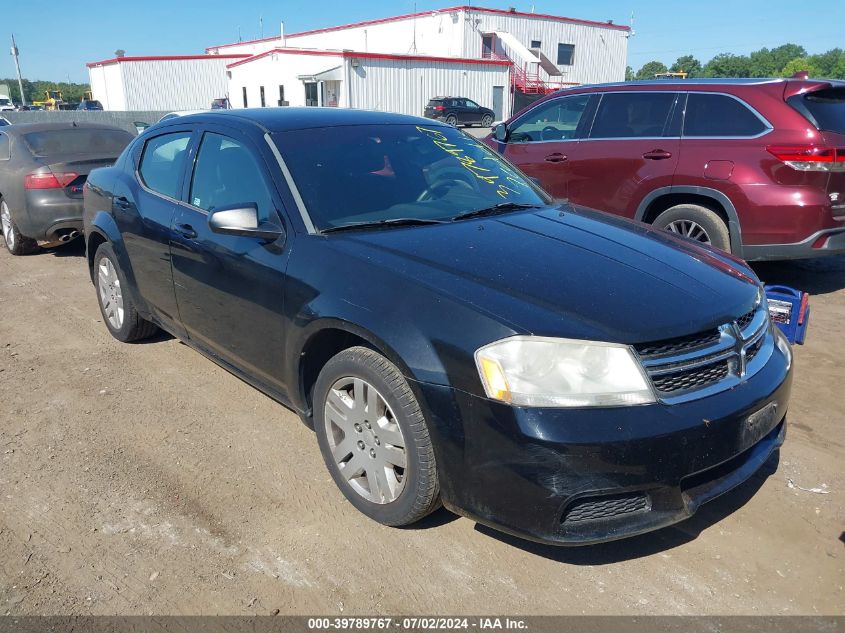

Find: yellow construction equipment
<box><xmin>32</xmin><ymin>90</ymin><xmax>64</xmax><ymax>110</ymax></box>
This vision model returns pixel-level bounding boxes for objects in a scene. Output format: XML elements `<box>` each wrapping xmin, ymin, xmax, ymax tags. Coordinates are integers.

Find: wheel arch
<box><xmin>293</xmin><ymin>319</ymin><xmax>420</xmax><ymax>419</ymax></box>
<box><xmin>635</xmin><ymin>186</ymin><xmax>744</xmax><ymax>256</ymax></box>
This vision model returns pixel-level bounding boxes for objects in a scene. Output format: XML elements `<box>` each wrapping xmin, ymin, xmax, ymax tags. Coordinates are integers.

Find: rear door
<box><xmin>170</xmin><ymin>125</ymin><xmax>291</xmax><ymax>392</ymax></box>
<box><xmin>496</xmin><ymin>92</ymin><xmax>594</xmax><ymax>200</ymax></box>
<box><xmin>464</xmin><ymin>99</ymin><xmax>484</xmax><ymax>125</ymax></box>
<box><xmin>566</xmin><ymin>90</ymin><xmax>681</xmax><ymax>217</ymax></box>
<box><xmin>117</xmin><ymin>128</ymin><xmax>195</xmax><ymax>329</ymax></box>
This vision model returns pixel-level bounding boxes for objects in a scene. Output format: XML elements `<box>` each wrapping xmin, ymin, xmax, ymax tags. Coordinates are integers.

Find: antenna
<box><xmin>629</xmin><ymin>11</ymin><xmax>636</xmax><ymax>37</ymax></box>
<box><xmin>260</xmin><ymin>14</ymin><xmax>264</xmax><ymax>39</ymax></box>
<box><xmin>10</xmin><ymin>34</ymin><xmax>26</xmax><ymax>106</ymax></box>
<box><xmin>409</xmin><ymin>2</ymin><xmax>417</xmax><ymax>53</ymax></box>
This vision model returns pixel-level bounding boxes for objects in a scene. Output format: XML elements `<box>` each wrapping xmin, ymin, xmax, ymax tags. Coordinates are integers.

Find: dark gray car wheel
<box><xmin>1</xmin><ymin>199</ymin><xmax>38</xmax><ymax>256</ymax></box>
<box><xmin>445</xmin><ymin>114</ymin><xmax>458</xmax><ymax>127</ymax></box>
<box><xmin>94</xmin><ymin>242</ymin><xmax>159</xmax><ymax>342</ymax></box>
<box><xmin>481</xmin><ymin>114</ymin><xmax>494</xmax><ymax>127</ymax></box>
<box><xmin>653</xmin><ymin>204</ymin><xmax>731</xmax><ymax>253</ymax></box>
<box><xmin>314</xmin><ymin>346</ymin><xmax>440</xmax><ymax>526</ymax></box>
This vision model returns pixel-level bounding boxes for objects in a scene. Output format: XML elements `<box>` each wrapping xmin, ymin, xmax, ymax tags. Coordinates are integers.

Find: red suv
<box><xmin>485</xmin><ymin>79</ymin><xmax>845</xmax><ymax>260</ymax></box>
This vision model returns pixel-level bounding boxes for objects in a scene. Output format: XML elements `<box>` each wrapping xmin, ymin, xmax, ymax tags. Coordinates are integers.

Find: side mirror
<box><xmin>208</xmin><ymin>204</ymin><xmax>285</xmax><ymax>241</ymax></box>
<box><xmin>493</xmin><ymin>122</ymin><xmax>509</xmax><ymax>143</ymax></box>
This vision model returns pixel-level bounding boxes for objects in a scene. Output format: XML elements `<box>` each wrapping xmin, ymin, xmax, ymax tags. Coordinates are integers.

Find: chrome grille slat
<box><xmin>634</xmin><ymin>300</ymin><xmax>773</xmax><ymax>403</ymax></box>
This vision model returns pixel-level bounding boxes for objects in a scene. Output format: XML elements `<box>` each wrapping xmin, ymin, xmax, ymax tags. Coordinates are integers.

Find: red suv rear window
<box><xmin>789</xmin><ymin>87</ymin><xmax>845</xmax><ymax>134</ymax></box>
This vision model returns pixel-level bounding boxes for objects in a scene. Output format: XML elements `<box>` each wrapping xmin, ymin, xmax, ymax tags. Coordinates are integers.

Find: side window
<box><xmin>0</xmin><ymin>133</ymin><xmax>9</xmax><ymax>161</ymax></box>
<box><xmin>557</xmin><ymin>43</ymin><xmax>575</xmax><ymax>65</ymax></box>
<box><xmin>683</xmin><ymin>93</ymin><xmax>768</xmax><ymax>137</ymax></box>
<box><xmin>590</xmin><ymin>92</ymin><xmax>676</xmax><ymax>139</ymax></box>
<box><xmin>466</xmin><ymin>99</ymin><xmax>480</xmax><ymax>109</ymax></box>
<box><xmin>189</xmin><ymin>133</ymin><xmax>275</xmax><ymax>223</ymax></box>
<box><xmin>138</xmin><ymin>132</ymin><xmax>192</xmax><ymax>198</ymax></box>
<box><xmin>509</xmin><ymin>94</ymin><xmax>591</xmax><ymax>143</ymax></box>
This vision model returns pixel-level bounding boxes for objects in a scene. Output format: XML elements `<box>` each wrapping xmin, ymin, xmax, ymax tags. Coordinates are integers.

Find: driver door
<box><xmin>495</xmin><ymin>93</ymin><xmax>596</xmax><ymax>200</ymax></box>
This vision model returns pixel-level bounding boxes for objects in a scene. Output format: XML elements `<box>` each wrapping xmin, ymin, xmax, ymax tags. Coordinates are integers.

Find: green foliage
<box><xmin>635</xmin><ymin>44</ymin><xmax>845</xmax><ymax>81</ymax></box>
<box><xmin>635</xmin><ymin>60</ymin><xmax>668</xmax><ymax>80</ymax></box>
<box><xmin>670</xmin><ymin>55</ymin><xmax>702</xmax><ymax>77</ymax></box>
<box><xmin>625</xmin><ymin>65</ymin><xmax>634</xmax><ymax>81</ymax></box>
<box><xmin>0</xmin><ymin>78</ymin><xmax>91</xmax><ymax>105</ymax></box>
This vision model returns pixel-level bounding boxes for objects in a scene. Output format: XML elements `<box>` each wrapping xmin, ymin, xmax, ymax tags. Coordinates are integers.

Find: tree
<box><xmin>808</xmin><ymin>48</ymin><xmax>845</xmax><ymax>78</ymax></box>
<box><xmin>635</xmin><ymin>60</ymin><xmax>668</xmax><ymax>80</ymax></box>
<box><xmin>625</xmin><ymin>65</ymin><xmax>634</xmax><ymax>81</ymax></box>
<box><xmin>702</xmin><ymin>53</ymin><xmax>752</xmax><ymax>78</ymax></box>
<box><xmin>748</xmin><ymin>44</ymin><xmax>806</xmax><ymax>76</ymax></box>
<box><xmin>670</xmin><ymin>55</ymin><xmax>702</xmax><ymax>77</ymax></box>
<box><xmin>780</xmin><ymin>57</ymin><xmax>822</xmax><ymax>78</ymax></box>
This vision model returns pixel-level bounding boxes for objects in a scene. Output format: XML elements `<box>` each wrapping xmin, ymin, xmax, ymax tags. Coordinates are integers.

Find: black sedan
<box><xmin>83</xmin><ymin>109</ymin><xmax>792</xmax><ymax>545</ymax></box>
<box><xmin>424</xmin><ymin>96</ymin><xmax>495</xmax><ymax>127</ymax></box>
<box><xmin>0</xmin><ymin>122</ymin><xmax>133</xmax><ymax>254</ymax></box>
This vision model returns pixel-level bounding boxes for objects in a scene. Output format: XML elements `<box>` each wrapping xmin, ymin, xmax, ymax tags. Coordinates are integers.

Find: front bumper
<box><xmin>19</xmin><ymin>190</ymin><xmax>83</xmax><ymax>241</ymax></box>
<box><xmin>415</xmin><ymin>337</ymin><xmax>792</xmax><ymax>546</ymax></box>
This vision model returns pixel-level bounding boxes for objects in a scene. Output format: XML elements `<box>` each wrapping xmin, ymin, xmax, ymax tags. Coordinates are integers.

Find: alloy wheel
<box><xmin>665</xmin><ymin>219</ymin><xmax>711</xmax><ymax>245</ymax></box>
<box><xmin>1</xmin><ymin>201</ymin><xmax>14</xmax><ymax>251</ymax></box>
<box><xmin>324</xmin><ymin>376</ymin><xmax>407</xmax><ymax>504</ymax></box>
<box><xmin>98</xmin><ymin>257</ymin><xmax>125</xmax><ymax>330</ymax></box>
<box><xmin>446</xmin><ymin>115</ymin><xmax>457</xmax><ymax>126</ymax></box>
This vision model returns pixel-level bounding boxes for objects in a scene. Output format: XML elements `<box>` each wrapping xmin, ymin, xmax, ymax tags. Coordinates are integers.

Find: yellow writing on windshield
<box><xmin>416</xmin><ymin>126</ymin><xmax>526</xmax><ymax>198</ymax></box>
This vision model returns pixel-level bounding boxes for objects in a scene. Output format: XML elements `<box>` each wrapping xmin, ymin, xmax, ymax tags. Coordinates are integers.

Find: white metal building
<box><xmin>87</xmin><ymin>55</ymin><xmax>246</xmax><ymax>111</ymax></box>
<box><xmin>88</xmin><ymin>6</ymin><xmax>629</xmax><ymax>117</ymax></box>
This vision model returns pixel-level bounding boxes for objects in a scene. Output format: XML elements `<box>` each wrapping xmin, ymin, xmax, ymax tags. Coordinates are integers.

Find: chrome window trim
<box><xmin>264</xmin><ymin>132</ymin><xmax>316</xmax><ymax>234</ymax></box>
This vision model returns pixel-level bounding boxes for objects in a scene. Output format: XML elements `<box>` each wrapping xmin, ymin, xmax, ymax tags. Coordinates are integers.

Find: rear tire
<box><xmin>94</xmin><ymin>242</ymin><xmax>159</xmax><ymax>342</ymax></box>
<box><xmin>1</xmin><ymin>200</ymin><xmax>39</xmax><ymax>256</ymax></box>
<box><xmin>653</xmin><ymin>204</ymin><xmax>731</xmax><ymax>253</ymax></box>
<box><xmin>313</xmin><ymin>346</ymin><xmax>440</xmax><ymax>527</ymax></box>
<box><xmin>481</xmin><ymin>114</ymin><xmax>494</xmax><ymax>127</ymax></box>
<box><xmin>445</xmin><ymin>114</ymin><xmax>458</xmax><ymax>127</ymax></box>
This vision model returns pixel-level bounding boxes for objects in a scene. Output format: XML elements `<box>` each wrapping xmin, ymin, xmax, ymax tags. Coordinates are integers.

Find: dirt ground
<box><xmin>0</xmin><ymin>240</ymin><xmax>842</xmax><ymax>616</ymax></box>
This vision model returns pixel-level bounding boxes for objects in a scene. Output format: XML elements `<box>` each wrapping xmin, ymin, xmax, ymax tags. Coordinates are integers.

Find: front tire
<box><xmin>94</xmin><ymin>242</ymin><xmax>158</xmax><ymax>342</ymax></box>
<box><xmin>1</xmin><ymin>200</ymin><xmax>38</xmax><ymax>256</ymax></box>
<box><xmin>313</xmin><ymin>346</ymin><xmax>440</xmax><ymax>526</ymax></box>
<box><xmin>653</xmin><ymin>204</ymin><xmax>731</xmax><ymax>253</ymax></box>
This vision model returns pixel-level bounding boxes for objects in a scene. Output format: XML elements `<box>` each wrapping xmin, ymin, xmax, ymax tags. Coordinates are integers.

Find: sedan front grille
<box><xmin>635</xmin><ymin>300</ymin><xmax>772</xmax><ymax>403</ymax></box>
<box><xmin>651</xmin><ymin>360</ymin><xmax>730</xmax><ymax>393</ymax></box>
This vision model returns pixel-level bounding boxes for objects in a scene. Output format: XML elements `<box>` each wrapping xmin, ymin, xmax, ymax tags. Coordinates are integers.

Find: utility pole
<box><xmin>10</xmin><ymin>34</ymin><xmax>26</xmax><ymax>107</ymax></box>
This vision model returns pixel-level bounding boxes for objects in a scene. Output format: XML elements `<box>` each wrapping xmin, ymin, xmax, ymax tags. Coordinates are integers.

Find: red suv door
<box><xmin>494</xmin><ymin>93</ymin><xmax>594</xmax><ymax>200</ymax></box>
<box><xmin>566</xmin><ymin>91</ymin><xmax>682</xmax><ymax>218</ymax></box>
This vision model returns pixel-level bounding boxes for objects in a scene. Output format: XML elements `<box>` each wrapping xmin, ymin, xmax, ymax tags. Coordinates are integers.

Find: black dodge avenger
<box><xmin>83</xmin><ymin>108</ymin><xmax>793</xmax><ymax>545</ymax></box>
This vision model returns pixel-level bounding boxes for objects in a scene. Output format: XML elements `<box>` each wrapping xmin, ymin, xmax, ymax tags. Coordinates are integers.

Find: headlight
<box><xmin>475</xmin><ymin>336</ymin><xmax>656</xmax><ymax>408</ymax></box>
<box><xmin>773</xmin><ymin>326</ymin><xmax>792</xmax><ymax>371</ymax></box>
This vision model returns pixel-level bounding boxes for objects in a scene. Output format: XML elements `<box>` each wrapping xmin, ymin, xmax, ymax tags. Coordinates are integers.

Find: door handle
<box><xmin>175</xmin><ymin>223</ymin><xmax>197</xmax><ymax>239</ymax></box>
<box><xmin>643</xmin><ymin>149</ymin><xmax>672</xmax><ymax>160</ymax></box>
<box><xmin>114</xmin><ymin>196</ymin><xmax>131</xmax><ymax>209</ymax></box>
<box><xmin>544</xmin><ymin>153</ymin><xmax>568</xmax><ymax>163</ymax></box>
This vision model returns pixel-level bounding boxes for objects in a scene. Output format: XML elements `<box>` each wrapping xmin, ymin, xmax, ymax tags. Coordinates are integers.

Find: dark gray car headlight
<box><xmin>475</xmin><ymin>336</ymin><xmax>656</xmax><ymax>407</ymax></box>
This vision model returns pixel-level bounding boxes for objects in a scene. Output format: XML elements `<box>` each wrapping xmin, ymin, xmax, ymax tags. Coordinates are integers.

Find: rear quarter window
<box><xmin>789</xmin><ymin>87</ymin><xmax>845</xmax><ymax>134</ymax></box>
<box><xmin>683</xmin><ymin>93</ymin><xmax>768</xmax><ymax>137</ymax></box>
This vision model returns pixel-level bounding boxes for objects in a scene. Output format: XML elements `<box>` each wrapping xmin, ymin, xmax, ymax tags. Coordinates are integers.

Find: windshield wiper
<box><xmin>320</xmin><ymin>217</ymin><xmax>448</xmax><ymax>234</ymax></box>
<box><xmin>450</xmin><ymin>202</ymin><xmax>544</xmax><ymax>222</ymax></box>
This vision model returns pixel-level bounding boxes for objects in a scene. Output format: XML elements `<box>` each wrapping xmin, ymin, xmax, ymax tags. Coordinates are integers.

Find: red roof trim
<box><xmin>86</xmin><ymin>54</ymin><xmax>249</xmax><ymax>68</ymax></box>
<box><xmin>207</xmin><ymin>5</ymin><xmax>628</xmax><ymax>52</ymax></box>
<box><xmin>226</xmin><ymin>48</ymin><xmax>512</xmax><ymax>69</ymax></box>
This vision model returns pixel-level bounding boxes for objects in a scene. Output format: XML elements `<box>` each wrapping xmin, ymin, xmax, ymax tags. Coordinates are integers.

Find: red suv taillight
<box><xmin>767</xmin><ymin>145</ymin><xmax>845</xmax><ymax>172</ymax></box>
<box><xmin>24</xmin><ymin>171</ymin><xmax>79</xmax><ymax>189</ymax></box>
<box><xmin>434</xmin><ymin>105</ymin><xmax>445</xmax><ymax>111</ymax></box>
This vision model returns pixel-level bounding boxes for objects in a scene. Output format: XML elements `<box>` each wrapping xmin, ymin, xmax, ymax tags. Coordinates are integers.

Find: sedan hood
<box><xmin>329</xmin><ymin>206</ymin><xmax>761</xmax><ymax>343</ymax></box>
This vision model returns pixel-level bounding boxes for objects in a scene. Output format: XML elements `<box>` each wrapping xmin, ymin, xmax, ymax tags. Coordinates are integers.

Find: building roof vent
<box><xmin>115</xmin><ymin>49</ymin><xmax>125</xmax><ymax>58</ymax></box>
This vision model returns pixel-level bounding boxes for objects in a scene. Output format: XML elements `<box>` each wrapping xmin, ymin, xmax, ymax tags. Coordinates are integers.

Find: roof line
<box><xmin>206</xmin><ymin>5</ymin><xmax>629</xmax><ymax>52</ymax></box>
<box><xmin>226</xmin><ymin>47</ymin><xmax>513</xmax><ymax>69</ymax></box>
<box><xmin>86</xmin><ymin>54</ymin><xmax>249</xmax><ymax>68</ymax></box>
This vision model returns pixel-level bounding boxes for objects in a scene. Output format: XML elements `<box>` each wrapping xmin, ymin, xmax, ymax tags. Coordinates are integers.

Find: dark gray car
<box><xmin>0</xmin><ymin>122</ymin><xmax>133</xmax><ymax>255</ymax></box>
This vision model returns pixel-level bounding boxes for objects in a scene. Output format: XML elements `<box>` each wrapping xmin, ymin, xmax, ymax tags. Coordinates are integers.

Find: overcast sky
<box><xmin>2</xmin><ymin>0</ymin><xmax>843</xmax><ymax>83</ymax></box>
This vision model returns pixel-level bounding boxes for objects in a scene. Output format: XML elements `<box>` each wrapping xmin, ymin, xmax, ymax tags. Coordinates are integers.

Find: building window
<box><xmin>242</xmin><ymin>86</ymin><xmax>248</xmax><ymax>108</ymax></box>
<box><xmin>530</xmin><ymin>40</ymin><xmax>541</xmax><ymax>49</ymax></box>
<box><xmin>260</xmin><ymin>86</ymin><xmax>266</xmax><ymax>107</ymax></box>
<box><xmin>557</xmin><ymin>43</ymin><xmax>575</xmax><ymax>65</ymax></box>
<box><xmin>278</xmin><ymin>85</ymin><xmax>285</xmax><ymax>106</ymax></box>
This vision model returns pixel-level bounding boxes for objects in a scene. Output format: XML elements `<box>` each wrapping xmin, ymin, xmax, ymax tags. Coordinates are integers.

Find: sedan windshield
<box><xmin>274</xmin><ymin>124</ymin><xmax>549</xmax><ymax>231</ymax></box>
